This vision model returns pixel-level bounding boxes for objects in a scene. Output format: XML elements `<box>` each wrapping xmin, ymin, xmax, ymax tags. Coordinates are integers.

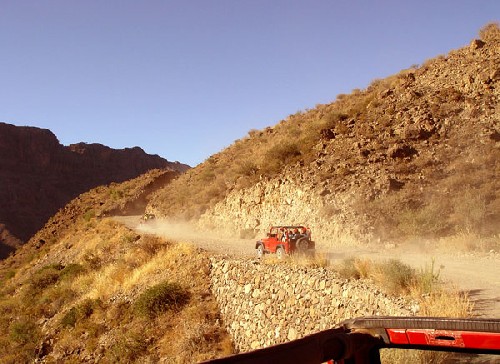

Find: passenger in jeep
<box><xmin>278</xmin><ymin>228</ymin><xmax>285</xmax><ymax>242</ymax></box>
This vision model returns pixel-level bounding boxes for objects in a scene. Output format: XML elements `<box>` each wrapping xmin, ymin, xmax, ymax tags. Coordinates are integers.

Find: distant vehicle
<box><xmin>255</xmin><ymin>225</ymin><xmax>315</xmax><ymax>259</ymax></box>
<box><xmin>141</xmin><ymin>213</ymin><xmax>156</xmax><ymax>222</ymax></box>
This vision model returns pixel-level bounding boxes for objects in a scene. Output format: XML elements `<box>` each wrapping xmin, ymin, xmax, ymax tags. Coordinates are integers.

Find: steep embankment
<box><xmin>148</xmin><ymin>25</ymin><xmax>500</xmax><ymax>247</ymax></box>
<box><xmin>0</xmin><ymin>122</ymin><xmax>189</xmax><ymax>259</ymax></box>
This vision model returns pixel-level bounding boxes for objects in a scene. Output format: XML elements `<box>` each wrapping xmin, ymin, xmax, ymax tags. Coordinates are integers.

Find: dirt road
<box><xmin>113</xmin><ymin>216</ymin><xmax>499</xmax><ymax>317</ymax></box>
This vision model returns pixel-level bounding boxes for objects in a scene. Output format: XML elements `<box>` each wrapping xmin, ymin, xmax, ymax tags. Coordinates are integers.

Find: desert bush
<box><xmin>236</xmin><ymin>160</ymin><xmax>259</xmax><ymax>177</ymax></box>
<box><xmin>60</xmin><ymin>299</ymin><xmax>100</xmax><ymax>329</ymax></box>
<box><xmin>9</xmin><ymin>317</ymin><xmax>39</xmax><ymax>345</ymax></box>
<box><xmin>200</xmin><ymin>166</ymin><xmax>216</xmax><ymax>182</ymax></box>
<box><xmin>438</xmin><ymin>232</ymin><xmax>500</xmax><ymax>252</ymax></box>
<box><xmin>61</xmin><ymin>307</ymin><xmax>78</xmax><ymax>328</ymax></box>
<box><xmin>60</xmin><ymin>263</ymin><xmax>86</xmax><ymax>280</ymax></box>
<box><xmin>337</xmin><ymin>258</ymin><xmax>416</xmax><ymax>295</ymax></box>
<box><xmin>337</xmin><ymin>257</ymin><xmax>362</xmax><ymax>279</ymax></box>
<box><xmin>107</xmin><ymin>328</ymin><xmax>149</xmax><ymax>363</ymax></box>
<box><xmin>83</xmin><ymin>251</ymin><xmax>102</xmax><ymax>270</ymax></box>
<box><xmin>6</xmin><ymin>317</ymin><xmax>40</xmax><ymax>362</ymax></box>
<box><xmin>265</xmin><ymin>142</ymin><xmax>301</xmax><ymax>164</ymax></box>
<box><xmin>109</xmin><ymin>188</ymin><xmax>124</xmax><ymax>200</ymax></box>
<box><xmin>396</xmin><ymin>202</ymin><xmax>449</xmax><ymax>238</ymax></box>
<box><xmin>282</xmin><ymin>252</ymin><xmax>329</xmax><ymax>268</ymax></box>
<box><xmin>137</xmin><ymin>235</ymin><xmax>167</xmax><ymax>256</ymax></box>
<box><xmin>29</xmin><ymin>264</ymin><xmax>64</xmax><ymax>294</ymax></box>
<box><xmin>77</xmin><ymin>298</ymin><xmax>101</xmax><ymax>319</ymax></box>
<box><xmin>380</xmin><ymin>348</ymin><xmax>451</xmax><ymax>364</ymax></box>
<box><xmin>414</xmin><ymin>259</ymin><xmax>441</xmax><ymax>295</ymax></box>
<box><xmin>260</xmin><ymin>142</ymin><xmax>301</xmax><ymax>176</ymax></box>
<box><xmin>419</xmin><ymin>289</ymin><xmax>472</xmax><ymax>317</ymax></box>
<box><xmin>0</xmin><ymin>269</ymin><xmax>16</xmax><ymax>289</ymax></box>
<box><xmin>479</xmin><ymin>22</ymin><xmax>500</xmax><ymax>42</ymax></box>
<box><xmin>374</xmin><ymin>259</ymin><xmax>416</xmax><ymax>294</ymax></box>
<box><xmin>83</xmin><ymin>209</ymin><xmax>95</xmax><ymax>222</ymax></box>
<box><xmin>31</xmin><ymin>283</ymin><xmax>77</xmax><ymax>319</ymax></box>
<box><xmin>134</xmin><ymin>281</ymin><xmax>190</xmax><ymax>318</ymax></box>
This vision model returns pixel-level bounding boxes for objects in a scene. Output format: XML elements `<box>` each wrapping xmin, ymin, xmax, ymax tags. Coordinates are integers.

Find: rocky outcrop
<box><xmin>210</xmin><ymin>258</ymin><xmax>412</xmax><ymax>352</ymax></box>
<box><xmin>198</xmin><ymin>177</ymin><xmax>364</xmax><ymax>244</ymax></box>
<box><xmin>0</xmin><ymin>122</ymin><xmax>189</xmax><ymax>258</ymax></box>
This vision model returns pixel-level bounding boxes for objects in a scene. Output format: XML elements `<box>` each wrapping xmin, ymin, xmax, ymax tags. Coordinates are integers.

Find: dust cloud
<box><xmin>134</xmin><ymin>217</ymin><xmax>254</xmax><ymax>257</ymax></box>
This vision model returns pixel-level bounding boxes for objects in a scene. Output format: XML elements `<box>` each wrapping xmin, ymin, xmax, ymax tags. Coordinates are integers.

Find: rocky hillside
<box><xmin>0</xmin><ymin>122</ymin><xmax>189</xmax><ymax>259</ymax></box>
<box><xmin>148</xmin><ymin>24</ymin><xmax>500</xmax><ymax>245</ymax></box>
<box><xmin>0</xmin><ymin>171</ymin><xmax>231</xmax><ymax>363</ymax></box>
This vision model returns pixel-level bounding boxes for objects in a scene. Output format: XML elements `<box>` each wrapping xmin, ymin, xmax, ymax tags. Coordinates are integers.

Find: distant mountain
<box><xmin>0</xmin><ymin>122</ymin><xmax>189</xmax><ymax>258</ymax></box>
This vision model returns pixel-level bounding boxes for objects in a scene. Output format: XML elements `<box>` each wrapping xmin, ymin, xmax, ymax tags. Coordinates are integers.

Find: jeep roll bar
<box><xmin>201</xmin><ymin>316</ymin><xmax>500</xmax><ymax>364</ymax></box>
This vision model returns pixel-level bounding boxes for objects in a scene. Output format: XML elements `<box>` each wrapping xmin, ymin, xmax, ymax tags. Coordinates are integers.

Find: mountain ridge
<box><xmin>0</xmin><ymin>122</ymin><xmax>190</xmax><ymax>259</ymax></box>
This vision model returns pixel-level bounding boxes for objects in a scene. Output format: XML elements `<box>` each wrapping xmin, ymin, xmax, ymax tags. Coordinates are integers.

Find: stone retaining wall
<box><xmin>210</xmin><ymin>258</ymin><xmax>412</xmax><ymax>352</ymax></box>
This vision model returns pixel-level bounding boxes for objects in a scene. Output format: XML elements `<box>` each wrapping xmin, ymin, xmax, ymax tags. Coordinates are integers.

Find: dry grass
<box><xmin>334</xmin><ymin>257</ymin><xmax>471</xmax><ymax>307</ymax></box>
<box><xmin>0</xmin><ymin>212</ymin><xmax>232</xmax><ymax>363</ymax></box>
<box><xmin>336</xmin><ymin>257</ymin><xmax>473</xmax><ymax>364</ymax></box>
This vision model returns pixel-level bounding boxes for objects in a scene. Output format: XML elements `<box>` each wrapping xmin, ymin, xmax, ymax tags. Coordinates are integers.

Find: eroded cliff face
<box><xmin>198</xmin><ymin>177</ymin><xmax>365</xmax><ymax>245</ymax></box>
<box><xmin>0</xmin><ymin>122</ymin><xmax>189</xmax><ymax>258</ymax></box>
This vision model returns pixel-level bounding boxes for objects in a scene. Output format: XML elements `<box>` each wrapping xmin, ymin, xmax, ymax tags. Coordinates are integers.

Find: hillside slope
<box><xmin>0</xmin><ymin>122</ymin><xmax>190</xmax><ymax>259</ymax></box>
<box><xmin>148</xmin><ymin>24</ymin><xmax>500</xmax><ymax>246</ymax></box>
<box><xmin>0</xmin><ymin>170</ymin><xmax>232</xmax><ymax>362</ymax></box>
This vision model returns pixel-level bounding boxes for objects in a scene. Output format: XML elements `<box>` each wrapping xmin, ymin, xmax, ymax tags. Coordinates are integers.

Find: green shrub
<box><xmin>260</xmin><ymin>142</ymin><xmax>301</xmax><ymax>175</ymax></box>
<box><xmin>377</xmin><ymin>259</ymin><xmax>416</xmax><ymax>294</ymax></box>
<box><xmin>61</xmin><ymin>307</ymin><xmax>78</xmax><ymax>328</ymax></box>
<box><xmin>134</xmin><ymin>281</ymin><xmax>190</xmax><ymax>318</ymax></box>
<box><xmin>30</xmin><ymin>265</ymin><xmax>63</xmax><ymax>293</ymax></box>
<box><xmin>60</xmin><ymin>263</ymin><xmax>86</xmax><ymax>280</ymax></box>
<box><xmin>108</xmin><ymin>329</ymin><xmax>149</xmax><ymax>362</ymax></box>
<box><xmin>9</xmin><ymin>318</ymin><xmax>39</xmax><ymax>345</ymax></box>
<box><xmin>60</xmin><ymin>299</ymin><xmax>100</xmax><ymax>329</ymax></box>
<box><xmin>83</xmin><ymin>209</ymin><xmax>95</xmax><ymax>222</ymax></box>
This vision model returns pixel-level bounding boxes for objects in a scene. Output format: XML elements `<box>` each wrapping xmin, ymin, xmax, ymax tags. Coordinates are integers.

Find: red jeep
<box><xmin>255</xmin><ymin>225</ymin><xmax>315</xmax><ymax>259</ymax></box>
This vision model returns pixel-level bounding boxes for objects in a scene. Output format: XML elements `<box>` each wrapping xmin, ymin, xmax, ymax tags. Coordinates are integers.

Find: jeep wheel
<box><xmin>296</xmin><ymin>238</ymin><xmax>309</xmax><ymax>252</ymax></box>
<box><xmin>256</xmin><ymin>244</ymin><xmax>264</xmax><ymax>258</ymax></box>
<box><xmin>276</xmin><ymin>246</ymin><xmax>285</xmax><ymax>259</ymax></box>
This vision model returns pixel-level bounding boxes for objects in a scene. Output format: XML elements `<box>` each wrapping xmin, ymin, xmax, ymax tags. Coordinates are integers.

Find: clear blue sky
<box><xmin>1</xmin><ymin>1</ymin><xmax>498</xmax><ymax>166</ymax></box>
